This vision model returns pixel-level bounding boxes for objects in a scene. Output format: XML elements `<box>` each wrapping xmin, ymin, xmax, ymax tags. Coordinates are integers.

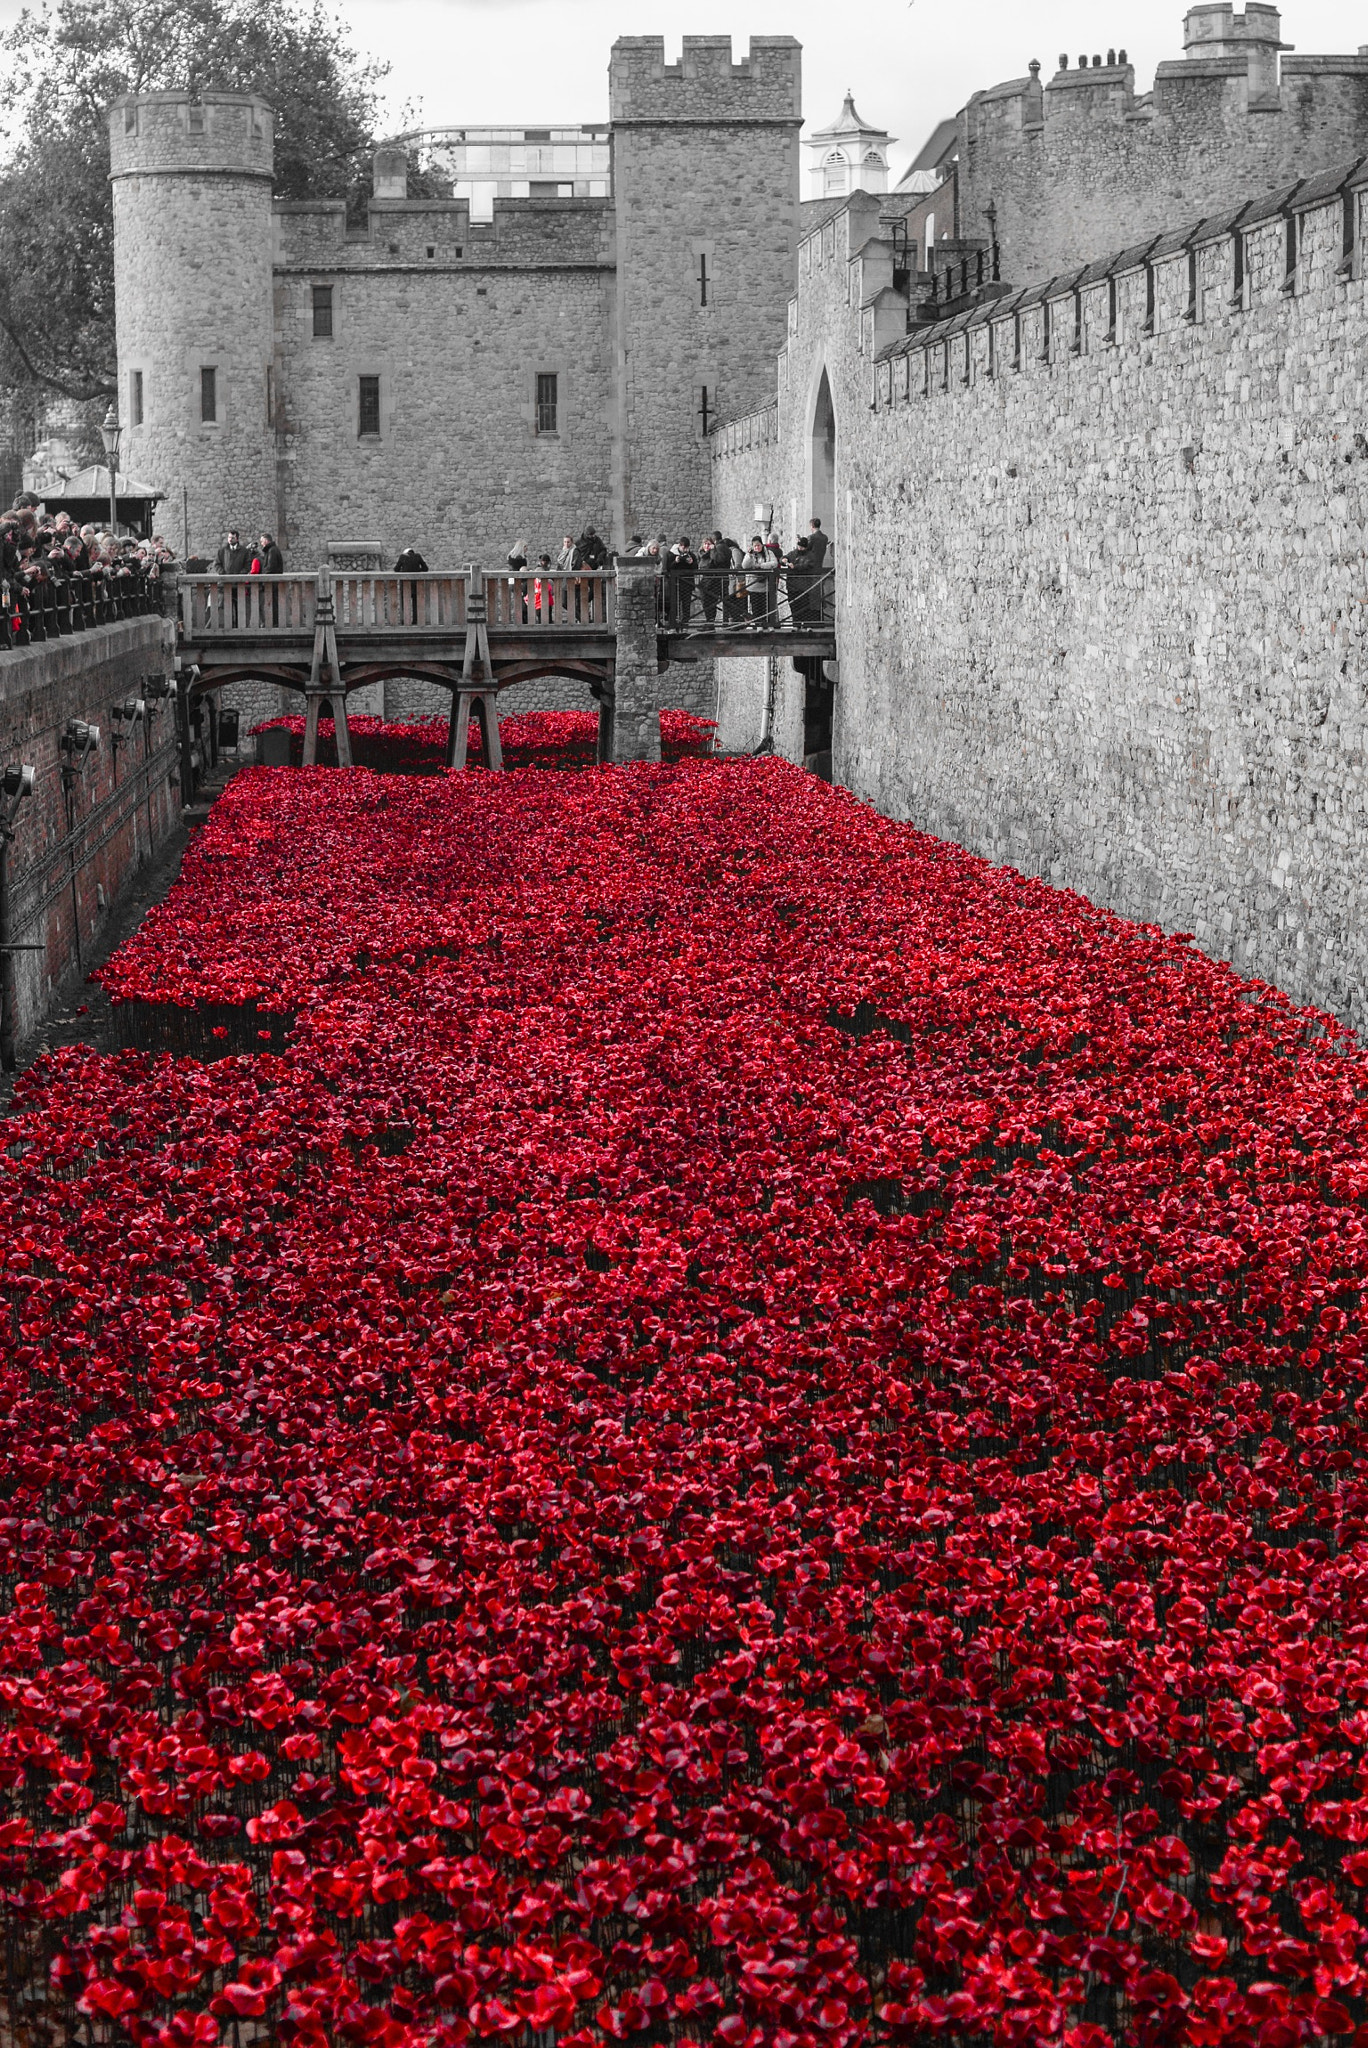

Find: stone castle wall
<box><xmin>713</xmin><ymin>169</ymin><xmax>1368</xmax><ymax>1029</ymax></box>
<box><xmin>609</xmin><ymin>38</ymin><xmax>802</xmax><ymax>547</ymax></box>
<box><xmin>112</xmin><ymin>95</ymin><xmax>277</xmax><ymax>562</ymax></box>
<box><xmin>0</xmin><ymin>618</ymin><xmax>179</xmax><ymax>1050</ymax></box>
<box><xmin>109</xmin><ymin>42</ymin><xmax>802</xmax><ymax>576</ymax></box>
<box><xmin>273</xmin><ymin>199</ymin><xmax>617</xmax><ymax>575</ymax></box>
<box><xmin>958</xmin><ymin>36</ymin><xmax>1368</xmax><ymax>287</ymax></box>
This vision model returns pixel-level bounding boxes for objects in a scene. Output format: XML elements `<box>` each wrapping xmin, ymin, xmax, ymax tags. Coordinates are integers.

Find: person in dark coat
<box><xmin>667</xmin><ymin>538</ymin><xmax>697</xmax><ymax>628</ymax></box>
<box><xmin>784</xmin><ymin>535</ymin><xmax>816</xmax><ymax>626</ymax></box>
<box><xmin>257</xmin><ymin>534</ymin><xmax>284</xmax><ymax>574</ymax></box>
<box><xmin>216</xmin><ymin>529</ymin><xmax>251</xmax><ymax>576</ymax></box>
<box><xmin>394</xmin><ymin>546</ymin><xmax>429</xmax><ymax>624</ymax></box>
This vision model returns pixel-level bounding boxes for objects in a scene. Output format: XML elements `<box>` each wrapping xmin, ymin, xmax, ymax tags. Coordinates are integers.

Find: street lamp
<box><xmin>101</xmin><ymin>401</ymin><xmax>121</xmax><ymax>537</ymax></box>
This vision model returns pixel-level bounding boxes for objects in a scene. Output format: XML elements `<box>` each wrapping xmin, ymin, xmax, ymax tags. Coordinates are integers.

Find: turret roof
<box><xmin>809</xmin><ymin>91</ymin><xmax>894</xmax><ymax>147</ymax></box>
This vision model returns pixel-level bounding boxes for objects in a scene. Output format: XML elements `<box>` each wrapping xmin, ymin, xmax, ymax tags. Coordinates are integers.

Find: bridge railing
<box><xmin>484</xmin><ymin>572</ymin><xmax>615</xmax><ymax>630</ymax></box>
<box><xmin>661</xmin><ymin>563</ymin><xmax>836</xmax><ymax>634</ymax></box>
<box><xmin>332</xmin><ymin>573</ymin><xmax>469</xmax><ymax>632</ymax></box>
<box><xmin>179</xmin><ymin>576</ymin><xmax>319</xmax><ymax>638</ymax></box>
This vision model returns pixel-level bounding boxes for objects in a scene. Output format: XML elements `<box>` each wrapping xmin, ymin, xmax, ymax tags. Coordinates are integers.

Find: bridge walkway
<box><xmin>174</xmin><ymin>566</ymin><xmax>837</xmax><ymax>770</ymax></box>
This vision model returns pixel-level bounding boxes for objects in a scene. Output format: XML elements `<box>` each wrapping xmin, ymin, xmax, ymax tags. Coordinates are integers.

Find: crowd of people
<box><xmin>0</xmin><ymin>496</ymin><xmax>833</xmax><ymax>648</ymax></box>
<box><xmin>1</xmin><ymin>497</ymin><xmax>176</xmax><ymax>646</ymax></box>
<box><xmin>501</xmin><ymin>520</ymin><xmax>833</xmax><ymax>630</ymax></box>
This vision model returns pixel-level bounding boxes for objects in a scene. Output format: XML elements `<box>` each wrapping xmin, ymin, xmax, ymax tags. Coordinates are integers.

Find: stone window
<box><xmin>130</xmin><ymin>370</ymin><xmax>144</xmax><ymax>428</ymax></box>
<box><xmin>312</xmin><ymin>285</ymin><xmax>334</xmax><ymax>339</ymax></box>
<box><xmin>535</xmin><ymin>373</ymin><xmax>558</xmax><ymax>435</ymax></box>
<box><xmin>124</xmin><ymin>107</ymin><xmax>138</xmax><ymax>137</ymax></box>
<box><xmin>200</xmin><ymin>367</ymin><xmax>218</xmax><ymax>424</ymax></box>
<box><xmin>187</xmin><ymin>104</ymin><xmax>205</xmax><ymax>136</ymax></box>
<box><xmin>359</xmin><ymin>376</ymin><xmax>382</xmax><ymax>438</ymax></box>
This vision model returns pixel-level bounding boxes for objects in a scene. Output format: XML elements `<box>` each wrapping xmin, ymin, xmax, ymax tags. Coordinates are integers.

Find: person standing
<box><xmin>215</xmin><ymin>526</ymin><xmax>250</xmax><ymax>627</ymax></box>
<box><xmin>556</xmin><ymin>533</ymin><xmax>583</xmax><ymax>621</ymax></box>
<box><xmin>394</xmin><ymin>545</ymin><xmax>428</xmax><ymax>625</ymax></box>
<box><xmin>216</xmin><ymin>528</ymin><xmax>251</xmax><ymax>576</ymax></box>
<box><xmin>784</xmin><ymin>535</ymin><xmax>815</xmax><ymax>626</ymax></box>
<box><xmin>806</xmin><ymin>518</ymin><xmax>832</xmax><ymax>623</ymax></box>
<box><xmin>744</xmin><ymin>537</ymin><xmax>773</xmax><ymax>627</ymax></box>
<box><xmin>668</xmin><ymin>538</ymin><xmax>697</xmax><ymax>629</ymax></box>
<box><xmin>697</xmin><ymin>535</ymin><xmax>725</xmax><ymax>627</ymax></box>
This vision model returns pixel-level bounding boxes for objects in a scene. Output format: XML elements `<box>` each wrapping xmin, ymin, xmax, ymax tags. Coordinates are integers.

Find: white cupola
<box><xmin>805</xmin><ymin>91</ymin><xmax>894</xmax><ymax>202</ymax></box>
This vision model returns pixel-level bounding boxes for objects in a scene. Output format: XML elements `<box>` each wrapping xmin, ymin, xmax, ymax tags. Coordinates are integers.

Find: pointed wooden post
<box><xmin>447</xmin><ymin>566</ymin><xmax>501</xmax><ymax>770</ymax></box>
<box><xmin>303</xmin><ymin>572</ymin><xmax>349</xmax><ymax>767</ymax></box>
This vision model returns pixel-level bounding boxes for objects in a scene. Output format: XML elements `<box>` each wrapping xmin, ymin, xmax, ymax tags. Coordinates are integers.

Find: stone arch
<box><xmin>808</xmin><ymin>366</ymin><xmax>838</xmax><ymax>546</ymax></box>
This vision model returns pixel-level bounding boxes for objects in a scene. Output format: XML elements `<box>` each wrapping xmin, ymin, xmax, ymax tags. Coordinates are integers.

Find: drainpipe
<box><xmin>0</xmin><ymin>764</ymin><xmax>36</xmax><ymax>1074</ymax></box>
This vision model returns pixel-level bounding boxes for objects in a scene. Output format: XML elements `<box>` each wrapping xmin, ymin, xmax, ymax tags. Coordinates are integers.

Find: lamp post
<box><xmin>101</xmin><ymin>401</ymin><xmax>121</xmax><ymax>537</ymax></box>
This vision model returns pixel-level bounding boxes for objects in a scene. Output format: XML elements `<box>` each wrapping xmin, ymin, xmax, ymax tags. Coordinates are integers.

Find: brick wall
<box><xmin>713</xmin><ymin>166</ymin><xmax>1368</xmax><ymax>1029</ymax></box>
<box><xmin>0</xmin><ymin>619</ymin><xmax>179</xmax><ymax>1049</ymax></box>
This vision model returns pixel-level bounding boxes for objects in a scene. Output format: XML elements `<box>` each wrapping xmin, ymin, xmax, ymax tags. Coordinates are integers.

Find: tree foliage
<box><xmin>0</xmin><ymin>0</ymin><xmax>388</xmax><ymax>404</ymax></box>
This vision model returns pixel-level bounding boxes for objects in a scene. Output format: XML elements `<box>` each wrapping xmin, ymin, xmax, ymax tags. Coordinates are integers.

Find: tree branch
<box><xmin>0</xmin><ymin>313</ymin><xmax>114</xmax><ymax>402</ymax></box>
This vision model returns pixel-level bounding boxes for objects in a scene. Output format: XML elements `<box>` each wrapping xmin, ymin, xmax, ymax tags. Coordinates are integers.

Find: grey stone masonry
<box><xmin>109</xmin><ymin>44</ymin><xmax>802</xmax><ymax>581</ymax></box>
<box><xmin>603</xmin><ymin>559</ymin><xmax>663</xmax><ymax>765</ymax></box>
<box><xmin>112</xmin><ymin>95</ymin><xmax>278</xmax><ymax>563</ymax></box>
<box><xmin>712</xmin><ymin>162</ymin><xmax>1368</xmax><ymax>1032</ymax></box>
<box><xmin>957</xmin><ymin>10</ymin><xmax>1368</xmax><ymax>287</ymax></box>
<box><xmin>0</xmin><ymin>618</ymin><xmax>178</xmax><ymax>1050</ymax></box>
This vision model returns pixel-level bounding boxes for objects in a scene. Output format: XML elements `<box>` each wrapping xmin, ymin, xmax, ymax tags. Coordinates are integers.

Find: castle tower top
<box><xmin>1183</xmin><ymin>5</ymin><xmax>1290</xmax><ymax>97</ymax></box>
<box><xmin>109</xmin><ymin>92</ymin><xmax>274</xmax><ymax>181</ymax></box>
<box><xmin>609</xmin><ymin>37</ymin><xmax>801</xmax><ymax>124</ymax></box>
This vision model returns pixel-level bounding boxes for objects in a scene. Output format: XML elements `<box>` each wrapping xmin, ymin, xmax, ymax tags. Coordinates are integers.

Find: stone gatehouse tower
<box><xmin>109</xmin><ymin>38</ymin><xmax>802</xmax><ymax>570</ymax></box>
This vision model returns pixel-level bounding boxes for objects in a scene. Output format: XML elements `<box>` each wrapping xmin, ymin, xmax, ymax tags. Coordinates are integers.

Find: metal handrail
<box><xmin>659</xmin><ymin>561</ymin><xmax>836</xmax><ymax>633</ymax></box>
<box><xmin>3</xmin><ymin>568</ymin><xmax>163</xmax><ymax>650</ymax></box>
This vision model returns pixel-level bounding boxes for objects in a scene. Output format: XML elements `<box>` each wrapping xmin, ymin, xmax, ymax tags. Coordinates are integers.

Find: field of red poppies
<box><xmin>247</xmin><ymin>712</ymin><xmax>716</xmax><ymax>775</ymax></box>
<box><xmin>4</xmin><ymin>730</ymin><xmax>1368</xmax><ymax>2048</ymax></box>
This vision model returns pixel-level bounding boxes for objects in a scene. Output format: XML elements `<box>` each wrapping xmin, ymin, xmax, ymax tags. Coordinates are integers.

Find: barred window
<box><xmin>200</xmin><ymin>366</ymin><xmax>217</xmax><ymax>423</ymax></box>
<box><xmin>312</xmin><ymin>285</ymin><xmax>334</xmax><ymax>339</ymax></box>
<box><xmin>535</xmin><ymin>372</ymin><xmax>558</xmax><ymax>435</ymax></box>
<box><xmin>359</xmin><ymin>375</ymin><xmax>381</xmax><ymax>438</ymax></box>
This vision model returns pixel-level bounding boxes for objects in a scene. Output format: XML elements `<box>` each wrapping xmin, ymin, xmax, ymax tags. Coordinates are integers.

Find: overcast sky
<box><xmin>5</xmin><ymin>1</ymin><xmax>1367</xmax><ymax>177</ymax></box>
<box><xmin>319</xmin><ymin>2</ymin><xmax>1368</xmax><ymax>175</ymax></box>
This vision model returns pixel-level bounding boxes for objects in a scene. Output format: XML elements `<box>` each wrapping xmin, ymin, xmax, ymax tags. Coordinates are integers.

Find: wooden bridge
<box><xmin>174</xmin><ymin>564</ymin><xmax>837</xmax><ymax>769</ymax></box>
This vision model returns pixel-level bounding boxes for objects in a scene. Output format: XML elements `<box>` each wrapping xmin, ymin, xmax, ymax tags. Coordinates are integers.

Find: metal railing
<box><xmin>2</xmin><ymin>568</ymin><xmax>164</xmax><ymax>650</ymax></box>
<box><xmin>660</xmin><ymin>563</ymin><xmax>836</xmax><ymax>634</ymax></box>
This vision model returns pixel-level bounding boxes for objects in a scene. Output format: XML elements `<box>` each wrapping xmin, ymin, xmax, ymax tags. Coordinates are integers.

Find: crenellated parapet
<box><xmin>608</xmin><ymin>36</ymin><xmax>801</xmax><ymax>125</ymax></box>
<box><xmin>956</xmin><ymin>7</ymin><xmax>1368</xmax><ymax>283</ymax></box>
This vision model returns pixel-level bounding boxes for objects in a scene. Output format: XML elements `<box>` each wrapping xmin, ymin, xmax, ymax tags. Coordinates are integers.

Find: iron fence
<box><xmin>2</xmin><ymin>567</ymin><xmax>164</xmax><ymax>650</ymax></box>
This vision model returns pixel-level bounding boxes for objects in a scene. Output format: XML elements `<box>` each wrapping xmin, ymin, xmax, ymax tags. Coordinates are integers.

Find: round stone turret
<box><xmin>110</xmin><ymin>93</ymin><xmax>278</xmax><ymax>558</ymax></box>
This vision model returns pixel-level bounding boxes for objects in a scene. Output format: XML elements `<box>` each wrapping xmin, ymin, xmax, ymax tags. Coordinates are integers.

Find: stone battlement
<box><xmin>955</xmin><ymin>6</ymin><xmax>1368</xmax><ymax>282</ymax></box>
<box><xmin>608</xmin><ymin>37</ymin><xmax>802</xmax><ymax>124</ymax></box>
<box><xmin>109</xmin><ymin>92</ymin><xmax>273</xmax><ymax>180</ymax></box>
